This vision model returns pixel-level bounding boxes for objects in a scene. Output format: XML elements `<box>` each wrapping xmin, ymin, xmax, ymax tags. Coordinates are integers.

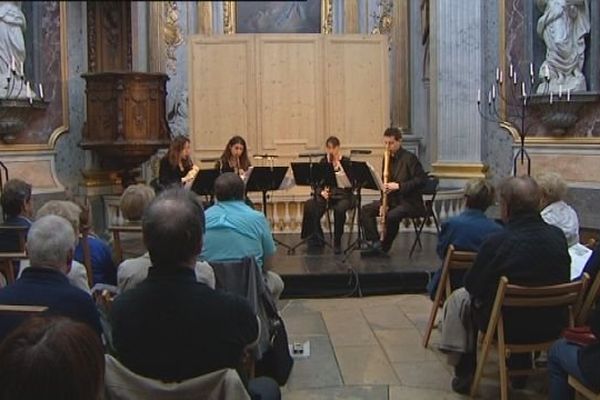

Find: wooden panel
<box><xmin>325</xmin><ymin>35</ymin><xmax>389</xmax><ymax>150</ymax></box>
<box><xmin>257</xmin><ymin>35</ymin><xmax>323</xmax><ymax>151</ymax></box>
<box><xmin>188</xmin><ymin>36</ymin><xmax>256</xmax><ymax>158</ymax></box>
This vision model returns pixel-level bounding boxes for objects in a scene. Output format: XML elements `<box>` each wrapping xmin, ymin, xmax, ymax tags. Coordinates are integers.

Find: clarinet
<box><xmin>380</xmin><ymin>144</ymin><xmax>391</xmax><ymax>241</ymax></box>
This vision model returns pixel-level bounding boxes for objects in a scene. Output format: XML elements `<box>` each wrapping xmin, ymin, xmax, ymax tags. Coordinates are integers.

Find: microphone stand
<box><xmin>262</xmin><ymin>156</ymin><xmax>293</xmax><ymax>252</ymax></box>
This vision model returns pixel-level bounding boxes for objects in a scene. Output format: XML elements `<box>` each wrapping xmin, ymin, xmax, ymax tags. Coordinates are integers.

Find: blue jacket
<box><xmin>75</xmin><ymin>234</ymin><xmax>117</xmax><ymax>286</ymax></box>
<box><xmin>0</xmin><ymin>267</ymin><xmax>102</xmax><ymax>341</ymax></box>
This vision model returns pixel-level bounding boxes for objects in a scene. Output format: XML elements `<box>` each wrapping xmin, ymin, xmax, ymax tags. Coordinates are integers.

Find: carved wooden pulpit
<box><xmin>81</xmin><ymin>72</ymin><xmax>171</xmax><ymax>186</ymax></box>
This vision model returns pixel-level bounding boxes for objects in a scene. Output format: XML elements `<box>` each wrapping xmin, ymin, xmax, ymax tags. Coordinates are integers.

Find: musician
<box><xmin>158</xmin><ymin>136</ymin><xmax>198</xmax><ymax>189</ymax></box>
<box><xmin>361</xmin><ymin>127</ymin><xmax>427</xmax><ymax>256</ymax></box>
<box><xmin>300</xmin><ymin>136</ymin><xmax>354</xmax><ymax>254</ymax></box>
<box><xmin>215</xmin><ymin>135</ymin><xmax>252</xmax><ymax>177</ymax></box>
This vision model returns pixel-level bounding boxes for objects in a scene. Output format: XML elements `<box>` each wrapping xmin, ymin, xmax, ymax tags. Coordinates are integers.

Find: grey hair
<box><xmin>27</xmin><ymin>215</ymin><xmax>76</xmax><ymax>268</ymax></box>
<box><xmin>464</xmin><ymin>179</ymin><xmax>495</xmax><ymax>211</ymax></box>
<box><xmin>535</xmin><ymin>171</ymin><xmax>568</xmax><ymax>204</ymax></box>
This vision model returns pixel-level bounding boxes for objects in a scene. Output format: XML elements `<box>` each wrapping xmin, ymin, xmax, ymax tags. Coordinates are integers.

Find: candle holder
<box><xmin>0</xmin><ymin>68</ymin><xmax>47</xmax><ymax>144</ymax></box>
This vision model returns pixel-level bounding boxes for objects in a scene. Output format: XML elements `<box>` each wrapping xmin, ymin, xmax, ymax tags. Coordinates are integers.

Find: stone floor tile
<box><xmin>285</xmin><ymin>335</ymin><xmax>343</xmax><ymax>390</ymax></box>
<box><xmin>374</xmin><ymin>328</ymin><xmax>423</xmax><ymax>347</ymax></box>
<box><xmin>322</xmin><ymin>309</ymin><xmax>377</xmax><ymax>346</ymax></box>
<box><xmin>391</xmin><ymin>361</ymin><xmax>453</xmax><ymax>391</ymax></box>
<box><xmin>335</xmin><ymin>345</ymin><xmax>400</xmax><ymax>385</ymax></box>
<box><xmin>361</xmin><ymin>304</ymin><xmax>415</xmax><ymax>330</ymax></box>
<box><xmin>283</xmin><ymin>312</ymin><xmax>328</xmax><ymax>336</ymax></box>
<box><xmin>388</xmin><ymin>385</ymin><xmax>465</xmax><ymax>400</ymax></box>
<box><xmin>283</xmin><ymin>385</ymin><xmax>389</xmax><ymax>400</ymax></box>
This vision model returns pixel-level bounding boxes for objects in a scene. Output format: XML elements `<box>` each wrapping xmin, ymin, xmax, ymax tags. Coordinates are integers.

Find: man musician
<box><xmin>300</xmin><ymin>136</ymin><xmax>355</xmax><ymax>254</ymax></box>
<box><xmin>361</xmin><ymin>127</ymin><xmax>427</xmax><ymax>257</ymax></box>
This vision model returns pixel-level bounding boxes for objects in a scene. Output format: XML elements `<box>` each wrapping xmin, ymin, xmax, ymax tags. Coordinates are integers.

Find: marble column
<box><xmin>430</xmin><ymin>0</ymin><xmax>487</xmax><ymax>181</ymax></box>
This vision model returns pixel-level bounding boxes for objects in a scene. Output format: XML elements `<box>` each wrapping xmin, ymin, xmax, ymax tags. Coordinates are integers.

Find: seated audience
<box><xmin>116</xmin><ymin>183</ymin><xmax>155</xmax><ymax>260</ymax></box>
<box><xmin>74</xmin><ymin>200</ymin><xmax>117</xmax><ymax>286</ymax></box>
<box><xmin>201</xmin><ymin>173</ymin><xmax>284</xmax><ymax>301</ymax></box>
<box><xmin>0</xmin><ymin>215</ymin><xmax>102</xmax><ymax>341</ymax></box>
<box><xmin>21</xmin><ymin>201</ymin><xmax>91</xmax><ymax>293</ymax></box>
<box><xmin>426</xmin><ymin>179</ymin><xmax>502</xmax><ymax>299</ymax></box>
<box><xmin>118</xmin><ymin>251</ymin><xmax>215</xmax><ymax>292</ymax></box>
<box><xmin>548</xmin><ymin>303</ymin><xmax>600</xmax><ymax>400</ymax></box>
<box><xmin>537</xmin><ymin>171</ymin><xmax>579</xmax><ymax>246</ymax></box>
<box><xmin>110</xmin><ymin>188</ymin><xmax>280</xmax><ymax>399</ymax></box>
<box><xmin>440</xmin><ymin>176</ymin><xmax>571</xmax><ymax>394</ymax></box>
<box><xmin>0</xmin><ymin>179</ymin><xmax>32</xmax><ymax>252</ymax></box>
<box><xmin>0</xmin><ymin>316</ymin><xmax>105</xmax><ymax>400</ymax></box>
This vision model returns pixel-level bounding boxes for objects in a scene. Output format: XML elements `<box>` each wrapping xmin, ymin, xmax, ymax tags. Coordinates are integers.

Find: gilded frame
<box><xmin>0</xmin><ymin>2</ymin><xmax>69</xmax><ymax>152</ymax></box>
<box><xmin>498</xmin><ymin>0</ymin><xmax>600</xmax><ymax>145</ymax></box>
<box><xmin>222</xmin><ymin>0</ymin><xmax>332</xmax><ymax>35</ymax></box>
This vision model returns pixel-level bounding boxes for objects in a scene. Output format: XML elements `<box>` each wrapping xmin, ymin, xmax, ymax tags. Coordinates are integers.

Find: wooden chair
<box><xmin>0</xmin><ymin>225</ymin><xmax>28</xmax><ymax>252</ymax></box>
<box><xmin>569</xmin><ymin>375</ymin><xmax>600</xmax><ymax>399</ymax></box>
<box><xmin>0</xmin><ymin>304</ymin><xmax>48</xmax><ymax>314</ymax></box>
<box><xmin>577</xmin><ymin>270</ymin><xmax>600</xmax><ymax>326</ymax></box>
<box><xmin>0</xmin><ymin>251</ymin><xmax>27</xmax><ymax>285</ymax></box>
<box><xmin>109</xmin><ymin>224</ymin><xmax>143</xmax><ymax>264</ymax></box>
<box><xmin>470</xmin><ymin>275</ymin><xmax>589</xmax><ymax>400</ymax></box>
<box><xmin>422</xmin><ymin>245</ymin><xmax>477</xmax><ymax>348</ymax></box>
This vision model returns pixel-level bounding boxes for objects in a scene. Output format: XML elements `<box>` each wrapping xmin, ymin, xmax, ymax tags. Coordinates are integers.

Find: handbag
<box><xmin>562</xmin><ymin>326</ymin><xmax>598</xmax><ymax>347</ymax></box>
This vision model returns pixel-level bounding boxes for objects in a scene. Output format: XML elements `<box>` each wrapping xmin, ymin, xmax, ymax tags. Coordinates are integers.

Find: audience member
<box><xmin>22</xmin><ymin>201</ymin><xmax>91</xmax><ymax>293</ymax></box>
<box><xmin>440</xmin><ymin>176</ymin><xmax>571</xmax><ymax>394</ymax></box>
<box><xmin>73</xmin><ymin>199</ymin><xmax>117</xmax><ymax>286</ymax></box>
<box><xmin>426</xmin><ymin>179</ymin><xmax>502</xmax><ymax>299</ymax></box>
<box><xmin>548</xmin><ymin>303</ymin><xmax>600</xmax><ymax>399</ymax></box>
<box><xmin>537</xmin><ymin>171</ymin><xmax>579</xmax><ymax>246</ymax></box>
<box><xmin>117</xmin><ymin>183</ymin><xmax>155</xmax><ymax>259</ymax></box>
<box><xmin>0</xmin><ymin>215</ymin><xmax>102</xmax><ymax>341</ymax></box>
<box><xmin>110</xmin><ymin>188</ymin><xmax>280</xmax><ymax>399</ymax></box>
<box><xmin>0</xmin><ymin>316</ymin><xmax>105</xmax><ymax>400</ymax></box>
<box><xmin>201</xmin><ymin>173</ymin><xmax>284</xmax><ymax>301</ymax></box>
<box><xmin>0</xmin><ymin>179</ymin><xmax>32</xmax><ymax>252</ymax></box>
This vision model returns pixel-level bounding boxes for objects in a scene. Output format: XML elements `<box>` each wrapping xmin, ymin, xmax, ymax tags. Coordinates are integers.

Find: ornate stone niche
<box><xmin>81</xmin><ymin>72</ymin><xmax>171</xmax><ymax>186</ymax></box>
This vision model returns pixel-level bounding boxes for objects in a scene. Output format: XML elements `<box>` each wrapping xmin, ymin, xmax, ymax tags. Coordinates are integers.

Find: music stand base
<box><xmin>288</xmin><ymin>232</ymin><xmax>333</xmax><ymax>255</ymax></box>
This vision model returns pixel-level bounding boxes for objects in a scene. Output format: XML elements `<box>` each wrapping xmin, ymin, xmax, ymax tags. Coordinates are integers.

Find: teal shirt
<box><xmin>201</xmin><ymin>201</ymin><xmax>276</xmax><ymax>269</ymax></box>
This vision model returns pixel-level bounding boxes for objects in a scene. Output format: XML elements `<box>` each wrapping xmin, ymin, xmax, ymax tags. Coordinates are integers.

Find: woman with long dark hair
<box><xmin>216</xmin><ymin>136</ymin><xmax>251</xmax><ymax>177</ymax></box>
<box><xmin>158</xmin><ymin>136</ymin><xmax>198</xmax><ymax>189</ymax></box>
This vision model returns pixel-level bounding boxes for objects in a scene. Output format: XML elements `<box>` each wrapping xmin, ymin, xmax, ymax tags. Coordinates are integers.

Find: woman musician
<box><xmin>300</xmin><ymin>136</ymin><xmax>355</xmax><ymax>254</ymax></box>
<box><xmin>158</xmin><ymin>136</ymin><xmax>199</xmax><ymax>190</ymax></box>
<box><xmin>215</xmin><ymin>136</ymin><xmax>252</xmax><ymax>180</ymax></box>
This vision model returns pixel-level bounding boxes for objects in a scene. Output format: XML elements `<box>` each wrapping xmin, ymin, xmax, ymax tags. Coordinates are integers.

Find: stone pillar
<box><xmin>430</xmin><ymin>0</ymin><xmax>487</xmax><ymax>181</ymax></box>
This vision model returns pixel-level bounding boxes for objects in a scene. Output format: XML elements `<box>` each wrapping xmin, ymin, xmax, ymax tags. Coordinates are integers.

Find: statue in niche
<box><xmin>536</xmin><ymin>0</ymin><xmax>590</xmax><ymax>93</ymax></box>
<box><xmin>0</xmin><ymin>1</ymin><xmax>26</xmax><ymax>97</ymax></box>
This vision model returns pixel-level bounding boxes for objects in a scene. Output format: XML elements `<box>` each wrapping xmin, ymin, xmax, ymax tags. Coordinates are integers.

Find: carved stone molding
<box><xmin>148</xmin><ymin>1</ymin><xmax>183</xmax><ymax>74</ymax></box>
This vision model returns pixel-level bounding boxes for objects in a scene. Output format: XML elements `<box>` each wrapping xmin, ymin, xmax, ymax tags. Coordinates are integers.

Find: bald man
<box><xmin>443</xmin><ymin>176</ymin><xmax>571</xmax><ymax>394</ymax></box>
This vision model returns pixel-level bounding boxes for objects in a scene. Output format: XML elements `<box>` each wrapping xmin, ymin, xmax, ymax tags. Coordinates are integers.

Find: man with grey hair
<box><xmin>0</xmin><ymin>215</ymin><xmax>102</xmax><ymax>341</ymax></box>
<box><xmin>442</xmin><ymin>176</ymin><xmax>571</xmax><ymax>394</ymax></box>
<box><xmin>426</xmin><ymin>178</ymin><xmax>503</xmax><ymax>299</ymax></box>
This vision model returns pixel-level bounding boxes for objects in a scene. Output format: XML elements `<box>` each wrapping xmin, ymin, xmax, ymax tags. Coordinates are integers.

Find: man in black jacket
<box><xmin>110</xmin><ymin>188</ymin><xmax>280</xmax><ymax>399</ymax></box>
<box><xmin>448</xmin><ymin>176</ymin><xmax>571</xmax><ymax>393</ymax></box>
<box><xmin>360</xmin><ymin>127</ymin><xmax>426</xmax><ymax>256</ymax></box>
<box><xmin>300</xmin><ymin>136</ymin><xmax>355</xmax><ymax>254</ymax></box>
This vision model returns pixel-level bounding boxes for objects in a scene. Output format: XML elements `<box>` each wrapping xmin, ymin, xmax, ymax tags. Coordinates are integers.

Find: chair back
<box><xmin>80</xmin><ymin>232</ymin><xmax>94</xmax><ymax>287</ymax></box>
<box><xmin>0</xmin><ymin>304</ymin><xmax>48</xmax><ymax>314</ymax></box>
<box><xmin>0</xmin><ymin>225</ymin><xmax>28</xmax><ymax>252</ymax></box>
<box><xmin>0</xmin><ymin>251</ymin><xmax>27</xmax><ymax>285</ymax></box>
<box><xmin>109</xmin><ymin>224</ymin><xmax>143</xmax><ymax>264</ymax></box>
<box><xmin>441</xmin><ymin>245</ymin><xmax>477</xmax><ymax>298</ymax></box>
<box><xmin>577</xmin><ymin>271</ymin><xmax>600</xmax><ymax>325</ymax></box>
<box><xmin>104</xmin><ymin>355</ymin><xmax>250</xmax><ymax>400</ymax></box>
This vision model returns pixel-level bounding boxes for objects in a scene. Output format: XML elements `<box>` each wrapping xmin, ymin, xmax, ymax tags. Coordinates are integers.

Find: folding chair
<box><xmin>409</xmin><ymin>175</ymin><xmax>440</xmax><ymax>258</ymax></box>
<box><xmin>470</xmin><ymin>275</ymin><xmax>589</xmax><ymax>400</ymax></box>
<box><xmin>0</xmin><ymin>251</ymin><xmax>27</xmax><ymax>285</ymax></box>
<box><xmin>109</xmin><ymin>224</ymin><xmax>143</xmax><ymax>264</ymax></box>
<box><xmin>569</xmin><ymin>375</ymin><xmax>600</xmax><ymax>399</ymax></box>
<box><xmin>577</xmin><ymin>270</ymin><xmax>600</xmax><ymax>326</ymax></box>
<box><xmin>422</xmin><ymin>245</ymin><xmax>477</xmax><ymax>348</ymax></box>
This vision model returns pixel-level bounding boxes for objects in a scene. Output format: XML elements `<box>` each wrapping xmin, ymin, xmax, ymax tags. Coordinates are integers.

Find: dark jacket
<box><xmin>579</xmin><ymin>304</ymin><xmax>600</xmax><ymax>389</ymax></box>
<box><xmin>110</xmin><ymin>265</ymin><xmax>258</xmax><ymax>382</ymax></box>
<box><xmin>158</xmin><ymin>156</ymin><xmax>191</xmax><ymax>189</ymax></box>
<box><xmin>465</xmin><ymin>212</ymin><xmax>571</xmax><ymax>342</ymax></box>
<box><xmin>317</xmin><ymin>156</ymin><xmax>353</xmax><ymax>199</ymax></box>
<box><xmin>0</xmin><ymin>215</ymin><xmax>31</xmax><ymax>253</ymax></box>
<box><xmin>0</xmin><ymin>267</ymin><xmax>102</xmax><ymax>341</ymax></box>
<box><xmin>386</xmin><ymin>148</ymin><xmax>426</xmax><ymax>214</ymax></box>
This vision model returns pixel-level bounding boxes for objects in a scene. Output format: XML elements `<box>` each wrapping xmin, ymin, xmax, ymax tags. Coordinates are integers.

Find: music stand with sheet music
<box><xmin>288</xmin><ymin>161</ymin><xmax>338</xmax><ymax>253</ymax></box>
<box><xmin>342</xmin><ymin>161</ymin><xmax>383</xmax><ymax>263</ymax></box>
<box><xmin>245</xmin><ymin>166</ymin><xmax>292</xmax><ymax>252</ymax></box>
<box><xmin>190</xmin><ymin>169</ymin><xmax>220</xmax><ymax>203</ymax></box>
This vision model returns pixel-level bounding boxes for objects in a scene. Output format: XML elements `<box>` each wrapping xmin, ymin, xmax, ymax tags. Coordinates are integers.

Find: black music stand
<box><xmin>288</xmin><ymin>161</ymin><xmax>338</xmax><ymax>253</ymax></box>
<box><xmin>190</xmin><ymin>169</ymin><xmax>220</xmax><ymax>205</ymax></box>
<box><xmin>342</xmin><ymin>161</ymin><xmax>382</xmax><ymax>263</ymax></box>
<box><xmin>245</xmin><ymin>166</ymin><xmax>292</xmax><ymax>252</ymax></box>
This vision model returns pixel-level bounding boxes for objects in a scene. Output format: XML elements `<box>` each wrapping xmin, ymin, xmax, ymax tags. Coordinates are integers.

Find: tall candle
<box><xmin>499</xmin><ymin>70</ymin><xmax>503</xmax><ymax>84</ymax></box>
<box><xmin>25</xmin><ymin>81</ymin><xmax>31</xmax><ymax>98</ymax></box>
<box><xmin>558</xmin><ymin>85</ymin><xmax>563</xmax><ymax>98</ymax></box>
<box><xmin>495</xmin><ymin>68</ymin><xmax>500</xmax><ymax>82</ymax></box>
<box><xmin>544</xmin><ymin>65</ymin><xmax>550</xmax><ymax>79</ymax></box>
<box><xmin>488</xmin><ymin>90</ymin><xmax>492</xmax><ymax>105</ymax></box>
<box><xmin>529</xmin><ymin>63</ymin><xmax>534</xmax><ymax>77</ymax></box>
<box><xmin>567</xmin><ymin>89</ymin><xmax>571</xmax><ymax>102</ymax></box>
<box><xmin>513</xmin><ymin>71</ymin><xmax>517</xmax><ymax>85</ymax></box>
<box><xmin>38</xmin><ymin>83</ymin><xmax>44</xmax><ymax>99</ymax></box>
<box><xmin>492</xmin><ymin>84</ymin><xmax>496</xmax><ymax>100</ymax></box>
<box><xmin>550</xmin><ymin>91</ymin><xmax>553</xmax><ymax>104</ymax></box>
<box><xmin>509</xmin><ymin>63</ymin><xmax>514</xmax><ymax>78</ymax></box>
<box><xmin>521</xmin><ymin>82</ymin><xmax>526</xmax><ymax>97</ymax></box>
<box><xmin>477</xmin><ymin>89</ymin><xmax>481</xmax><ymax>103</ymax></box>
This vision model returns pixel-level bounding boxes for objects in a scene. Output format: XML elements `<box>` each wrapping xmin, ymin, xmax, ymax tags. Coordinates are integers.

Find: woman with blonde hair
<box><xmin>536</xmin><ymin>171</ymin><xmax>579</xmax><ymax>246</ymax></box>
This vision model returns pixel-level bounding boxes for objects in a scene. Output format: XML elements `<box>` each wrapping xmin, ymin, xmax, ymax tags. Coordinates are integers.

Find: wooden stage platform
<box><xmin>271</xmin><ymin>232</ymin><xmax>440</xmax><ymax>298</ymax></box>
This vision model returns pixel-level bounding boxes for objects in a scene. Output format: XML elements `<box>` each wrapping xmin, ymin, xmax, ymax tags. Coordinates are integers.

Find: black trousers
<box><xmin>360</xmin><ymin>200</ymin><xmax>410</xmax><ymax>251</ymax></box>
<box><xmin>300</xmin><ymin>193</ymin><xmax>354</xmax><ymax>245</ymax></box>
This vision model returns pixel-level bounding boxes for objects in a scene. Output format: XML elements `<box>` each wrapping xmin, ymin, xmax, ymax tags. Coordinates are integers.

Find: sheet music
<box><xmin>366</xmin><ymin>162</ymin><xmax>384</xmax><ymax>191</ymax></box>
<box><xmin>570</xmin><ymin>243</ymin><xmax>593</xmax><ymax>281</ymax></box>
<box><xmin>335</xmin><ymin>167</ymin><xmax>352</xmax><ymax>189</ymax></box>
<box><xmin>279</xmin><ymin>175</ymin><xmax>295</xmax><ymax>190</ymax></box>
<box><xmin>242</xmin><ymin>166</ymin><xmax>254</xmax><ymax>182</ymax></box>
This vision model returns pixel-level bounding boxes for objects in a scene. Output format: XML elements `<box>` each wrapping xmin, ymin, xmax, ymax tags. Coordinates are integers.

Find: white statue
<box><xmin>0</xmin><ymin>1</ymin><xmax>26</xmax><ymax>97</ymax></box>
<box><xmin>536</xmin><ymin>0</ymin><xmax>590</xmax><ymax>94</ymax></box>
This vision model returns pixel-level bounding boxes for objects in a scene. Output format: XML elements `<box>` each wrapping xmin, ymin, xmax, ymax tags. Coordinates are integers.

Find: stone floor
<box><xmin>279</xmin><ymin>295</ymin><xmax>548</xmax><ymax>400</ymax></box>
